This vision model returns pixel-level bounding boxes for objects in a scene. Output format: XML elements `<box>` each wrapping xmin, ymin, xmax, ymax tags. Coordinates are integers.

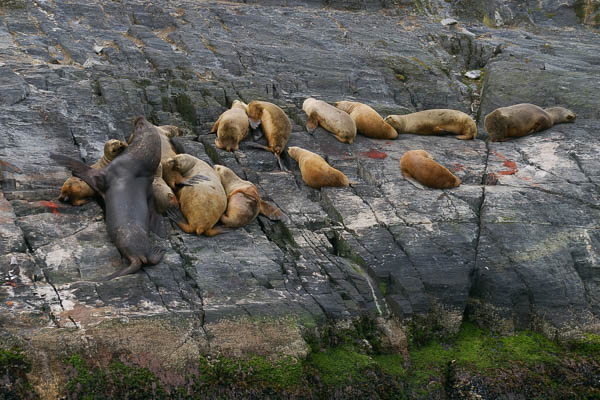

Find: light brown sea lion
<box><xmin>58</xmin><ymin>139</ymin><xmax>128</xmax><ymax>206</ymax></box>
<box><xmin>385</xmin><ymin>109</ymin><xmax>477</xmax><ymax>140</ymax></box>
<box><xmin>210</xmin><ymin>100</ymin><xmax>249</xmax><ymax>152</ymax></box>
<box><xmin>399</xmin><ymin>150</ymin><xmax>461</xmax><ymax>189</ymax></box>
<box><xmin>484</xmin><ymin>104</ymin><xmax>576</xmax><ymax>142</ymax></box>
<box><xmin>302</xmin><ymin>98</ymin><xmax>356</xmax><ymax>144</ymax></box>
<box><xmin>152</xmin><ymin>163</ymin><xmax>180</xmax><ymax>215</ymax></box>
<box><xmin>335</xmin><ymin>101</ymin><xmax>398</xmax><ymax>139</ymax></box>
<box><xmin>165</xmin><ymin>154</ymin><xmax>227</xmax><ymax>236</ymax></box>
<box><xmin>52</xmin><ymin>117</ymin><xmax>165</xmax><ymax>280</ymax></box>
<box><xmin>214</xmin><ymin>165</ymin><xmax>284</xmax><ymax>229</ymax></box>
<box><xmin>287</xmin><ymin>146</ymin><xmax>349</xmax><ymax>189</ymax></box>
<box><xmin>246</xmin><ymin>100</ymin><xmax>291</xmax><ymax>170</ymax></box>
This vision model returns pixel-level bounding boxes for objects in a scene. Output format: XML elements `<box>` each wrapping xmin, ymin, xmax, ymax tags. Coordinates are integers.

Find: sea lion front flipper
<box><xmin>306</xmin><ymin>115</ymin><xmax>318</xmax><ymax>133</ymax></box>
<box><xmin>176</xmin><ymin>174</ymin><xmax>211</xmax><ymax>187</ymax></box>
<box><xmin>50</xmin><ymin>154</ymin><xmax>107</xmax><ymax>194</ymax></box>
<box><xmin>259</xmin><ymin>199</ymin><xmax>284</xmax><ymax>221</ymax></box>
<box><xmin>455</xmin><ymin>134</ymin><xmax>472</xmax><ymax>140</ymax></box>
<box><xmin>210</xmin><ymin>115</ymin><xmax>222</xmax><ymax>134</ymax></box>
<box><xmin>204</xmin><ymin>225</ymin><xmax>233</xmax><ymax>237</ymax></box>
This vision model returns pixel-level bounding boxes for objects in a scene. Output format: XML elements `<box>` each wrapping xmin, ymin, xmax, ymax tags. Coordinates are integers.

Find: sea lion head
<box><xmin>545</xmin><ymin>107</ymin><xmax>576</xmax><ymax>124</ymax></box>
<box><xmin>384</xmin><ymin>115</ymin><xmax>405</xmax><ymax>132</ymax></box>
<box><xmin>231</xmin><ymin>100</ymin><xmax>248</xmax><ymax>113</ymax></box>
<box><xmin>412</xmin><ymin>149</ymin><xmax>433</xmax><ymax>160</ymax></box>
<box><xmin>287</xmin><ymin>146</ymin><xmax>301</xmax><ymax>161</ymax></box>
<box><xmin>59</xmin><ymin>178</ymin><xmax>90</xmax><ymax>205</ymax></box>
<box><xmin>334</xmin><ymin>101</ymin><xmax>355</xmax><ymax>114</ymax></box>
<box><xmin>247</xmin><ymin>101</ymin><xmax>263</xmax><ymax>129</ymax></box>
<box><xmin>104</xmin><ymin>139</ymin><xmax>128</xmax><ymax>160</ymax></box>
<box><xmin>214</xmin><ymin>165</ymin><xmax>240</xmax><ymax>188</ymax></box>
<box><xmin>167</xmin><ymin>154</ymin><xmax>196</xmax><ymax>175</ymax></box>
<box><xmin>159</xmin><ymin>125</ymin><xmax>180</xmax><ymax>138</ymax></box>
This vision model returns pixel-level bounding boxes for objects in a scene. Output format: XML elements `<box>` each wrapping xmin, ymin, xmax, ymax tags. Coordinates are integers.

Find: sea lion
<box><xmin>210</xmin><ymin>100</ymin><xmax>249</xmax><ymax>152</ymax></box>
<box><xmin>214</xmin><ymin>165</ymin><xmax>284</xmax><ymax>229</ymax></box>
<box><xmin>58</xmin><ymin>139</ymin><xmax>128</xmax><ymax>206</ymax></box>
<box><xmin>484</xmin><ymin>104</ymin><xmax>576</xmax><ymax>142</ymax></box>
<box><xmin>152</xmin><ymin>163</ymin><xmax>181</xmax><ymax>216</ymax></box>
<box><xmin>52</xmin><ymin>117</ymin><xmax>165</xmax><ymax>280</ymax></box>
<box><xmin>335</xmin><ymin>101</ymin><xmax>398</xmax><ymax>139</ymax></box>
<box><xmin>246</xmin><ymin>100</ymin><xmax>291</xmax><ymax>170</ymax></box>
<box><xmin>399</xmin><ymin>150</ymin><xmax>461</xmax><ymax>189</ymax></box>
<box><xmin>302</xmin><ymin>98</ymin><xmax>356</xmax><ymax>144</ymax></box>
<box><xmin>287</xmin><ymin>146</ymin><xmax>349</xmax><ymax>189</ymax></box>
<box><xmin>128</xmin><ymin>122</ymin><xmax>182</xmax><ymax>182</ymax></box>
<box><xmin>385</xmin><ymin>109</ymin><xmax>477</xmax><ymax>140</ymax></box>
<box><xmin>165</xmin><ymin>154</ymin><xmax>227</xmax><ymax>236</ymax></box>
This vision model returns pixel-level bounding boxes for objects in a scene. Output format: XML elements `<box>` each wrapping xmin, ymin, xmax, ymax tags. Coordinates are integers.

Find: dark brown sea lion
<box><xmin>51</xmin><ymin>116</ymin><xmax>165</xmax><ymax>280</ymax></box>
<box><xmin>484</xmin><ymin>104</ymin><xmax>576</xmax><ymax>142</ymax></box>
<box><xmin>58</xmin><ymin>139</ymin><xmax>128</xmax><ymax>206</ymax></box>
<box><xmin>399</xmin><ymin>150</ymin><xmax>461</xmax><ymax>189</ymax></box>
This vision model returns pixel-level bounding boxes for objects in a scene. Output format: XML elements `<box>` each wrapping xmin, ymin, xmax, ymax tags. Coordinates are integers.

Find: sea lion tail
<box><xmin>51</xmin><ymin>154</ymin><xmax>106</xmax><ymax>193</ymax></box>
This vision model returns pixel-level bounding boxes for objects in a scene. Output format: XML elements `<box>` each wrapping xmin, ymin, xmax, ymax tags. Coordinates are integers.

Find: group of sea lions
<box><xmin>52</xmin><ymin>96</ymin><xmax>576</xmax><ymax>279</ymax></box>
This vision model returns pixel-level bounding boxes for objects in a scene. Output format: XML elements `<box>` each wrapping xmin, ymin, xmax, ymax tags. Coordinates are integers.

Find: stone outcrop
<box><xmin>0</xmin><ymin>0</ymin><xmax>599</xmax><ymax>396</ymax></box>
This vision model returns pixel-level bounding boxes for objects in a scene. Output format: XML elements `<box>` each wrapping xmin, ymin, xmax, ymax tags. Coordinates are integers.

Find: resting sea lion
<box><xmin>287</xmin><ymin>146</ymin><xmax>349</xmax><ymax>189</ymax></box>
<box><xmin>152</xmin><ymin>163</ymin><xmax>181</xmax><ymax>216</ymax></box>
<box><xmin>335</xmin><ymin>101</ymin><xmax>397</xmax><ymax>139</ymax></box>
<box><xmin>211</xmin><ymin>100</ymin><xmax>249</xmax><ymax>152</ymax></box>
<box><xmin>385</xmin><ymin>109</ymin><xmax>477</xmax><ymax>140</ymax></box>
<box><xmin>52</xmin><ymin>117</ymin><xmax>165</xmax><ymax>280</ymax></box>
<box><xmin>214</xmin><ymin>165</ymin><xmax>284</xmax><ymax>229</ymax></box>
<box><xmin>400</xmin><ymin>150</ymin><xmax>461</xmax><ymax>189</ymax></box>
<box><xmin>246</xmin><ymin>100</ymin><xmax>291</xmax><ymax>170</ymax></box>
<box><xmin>302</xmin><ymin>98</ymin><xmax>356</xmax><ymax>144</ymax></box>
<box><xmin>59</xmin><ymin>139</ymin><xmax>128</xmax><ymax>206</ymax></box>
<box><xmin>484</xmin><ymin>104</ymin><xmax>576</xmax><ymax>142</ymax></box>
<box><xmin>165</xmin><ymin>154</ymin><xmax>227</xmax><ymax>236</ymax></box>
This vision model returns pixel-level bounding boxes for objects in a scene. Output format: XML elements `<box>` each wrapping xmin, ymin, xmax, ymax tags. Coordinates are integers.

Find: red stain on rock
<box><xmin>499</xmin><ymin>160</ymin><xmax>518</xmax><ymax>175</ymax></box>
<box><xmin>451</xmin><ymin>163</ymin><xmax>464</xmax><ymax>172</ymax></box>
<box><xmin>41</xmin><ymin>201</ymin><xmax>60</xmax><ymax>215</ymax></box>
<box><xmin>361</xmin><ymin>149</ymin><xmax>387</xmax><ymax>159</ymax></box>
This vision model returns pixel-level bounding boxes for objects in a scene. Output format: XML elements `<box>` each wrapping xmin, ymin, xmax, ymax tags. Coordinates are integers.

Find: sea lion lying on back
<box><xmin>211</xmin><ymin>100</ymin><xmax>249</xmax><ymax>152</ymax></box>
<box><xmin>302</xmin><ymin>98</ymin><xmax>356</xmax><ymax>144</ymax></box>
<box><xmin>165</xmin><ymin>154</ymin><xmax>227</xmax><ymax>236</ymax></box>
<box><xmin>214</xmin><ymin>165</ymin><xmax>284</xmax><ymax>229</ymax></box>
<box><xmin>335</xmin><ymin>101</ymin><xmax>397</xmax><ymax>140</ymax></box>
<box><xmin>246</xmin><ymin>100</ymin><xmax>291</xmax><ymax>170</ymax></box>
<box><xmin>385</xmin><ymin>109</ymin><xmax>477</xmax><ymax>140</ymax></box>
<box><xmin>484</xmin><ymin>103</ymin><xmax>576</xmax><ymax>142</ymax></box>
<box><xmin>288</xmin><ymin>146</ymin><xmax>349</xmax><ymax>189</ymax></box>
<box><xmin>59</xmin><ymin>139</ymin><xmax>127</xmax><ymax>206</ymax></box>
<box><xmin>52</xmin><ymin>117</ymin><xmax>165</xmax><ymax>280</ymax></box>
<box><xmin>400</xmin><ymin>150</ymin><xmax>461</xmax><ymax>189</ymax></box>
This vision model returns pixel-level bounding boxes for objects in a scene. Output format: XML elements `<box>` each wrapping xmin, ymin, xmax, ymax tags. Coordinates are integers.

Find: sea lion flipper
<box><xmin>51</xmin><ymin>154</ymin><xmax>107</xmax><ymax>194</ymax></box>
<box><xmin>275</xmin><ymin>153</ymin><xmax>288</xmax><ymax>172</ymax></box>
<box><xmin>210</xmin><ymin>115</ymin><xmax>221</xmax><ymax>133</ymax></box>
<box><xmin>166</xmin><ymin>205</ymin><xmax>187</xmax><ymax>225</ymax></box>
<box><xmin>306</xmin><ymin>115</ymin><xmax>318</xmax><ymax>132</ymax></box>
<box><xmin>176</xmin><ymin>174</ymin><xmax>211</xmax><ymax>186</ymax></box>
<box><xmin>204</xmin><ymin>225</ymin><xmax>232</xmax><ymax>237</ymax></box>
<box><xmin>243</xmin><ymin>142</ymin><xmax>271</xmax><ymax>152</ymax></box>
<box><xmin>148</xmin><ymin>201</ymin><xmax>166</xmax><ymax>238</ymax></box>
<box><xmin>103</xmin><ymin>259</ymin><xmax>142</xmax><ymax>281</ymax></box>
<box><xmin>259</xmin><ymin>200</ymin><xmax>284</xmax><ymax>221</ymax></box>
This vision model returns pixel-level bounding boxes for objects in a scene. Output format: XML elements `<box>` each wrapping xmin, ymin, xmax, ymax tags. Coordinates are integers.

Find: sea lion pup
<box><xmin>210</xmin><ymin>100</ymin><xmax>249</xmax><ymax>152</ymax></box>
<box><xmin>58</xmin><ymin>139</ymin><xmax>128</xmax><ymax>206</ymax></box>
<box><xmin>165</xmin><ymin>154</ymin><xmax>227</xmax><ymax>236</ymax></box>
<box><xmin>335</xmin><ymin>101</ymin><xmax>398</xmax><ymax>140</ymax></box>
<box><xmin>214</xmin><ymin>165</ymin><xmax>284</xmax><ymax>229</ymax></box>
<box><xmin>484</xmin><ymin>103</ymin><xmax>576</xmax><ymax>142</ymax></box>
<box><xmin>152</xmin><ymin>163</ymin><xmax>182</xmax><ymax>216</ymax></box>
<box><xmin>302</xmin><ymin>98</ymin><xmax>356</xmax><ymax>144</ymax></box>
<box><xmin>51</xmin><ymin>117</ymin><xmax>165</xmax><ymax>280</ymax></box>
<box><xmin>385</xmin><ymin>109</ymin><xmax>477</xmax><ymax>140</ymax></box>
<box><xmin>246</xmin><ymin>100</ymin><xmax>291</xmax><ymax>170</ymax></box>
<box><xmin>287</xmin><ymin>146</ymin><xmax>349</xmax><ymax>189</ymax></box>
<box><xmin>399</xmin><ymin>150</ymin><xmax>461</xmax><ymax>189</ymax></box>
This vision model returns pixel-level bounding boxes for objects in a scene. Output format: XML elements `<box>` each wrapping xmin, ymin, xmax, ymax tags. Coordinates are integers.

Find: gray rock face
<box><xmin>0</xmin><ymin>0</ymin><xmax>599</xmax><ymax>396</ymax></box>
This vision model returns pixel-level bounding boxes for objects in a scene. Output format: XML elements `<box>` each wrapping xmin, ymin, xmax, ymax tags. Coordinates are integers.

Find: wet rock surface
<box><xmin>0</xmin><ymin>0</ymin><xmax>599</xmax><ymax>396</ymax></box>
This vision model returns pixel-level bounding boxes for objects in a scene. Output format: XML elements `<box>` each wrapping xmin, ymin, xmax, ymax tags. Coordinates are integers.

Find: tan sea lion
<box><xmin>484</xmin><ymin>104</ymin><xmax>576</xmax><ymax>142</ymax></box>
<box><xmin>287</xmin><ymin>146</ymin><xmax>349</xmax><ymax>189</ymax></box>
<box><xmin>165</xmin><ymin>154</ymin><xmax>227</xmax><ymax>236</ymax></box>
<box><xmin>385</xmin><ymin>109</ymin><xmax>477</xmax><ymax>140</ymax></box>
<box><xmin>210</xmin><ymin>100</ymin><xmax>249</xmax><ymax>152</ymax></box>
<box><xmin>58</xmin><ymin>139</ymin><xmax>128</xmax><ymax>206</ymax></box>
<box><xmin>400</xmin><ymin>150</ymin><xmax>461</xmax><ymax>189</ymax></box>
<box><xmin>335</xmin><ymin>101</ymin><xmax>398</xmax><ymax>139</ymax></box>
<box><xmin>302</xmin><ymin>98</ymin><xmax>356</xmax><ymax>144</ymax></box>
<box><xmin>214</xmin><ymin>165</ymin><xmax>284</xmax><ymax>228</ymax></box>
<box><xmin>152</xmin><ymin>163</ymin><xmax>180</xmax><ymax>215</ymax></box>
<box><xmin>246</xmin><ymin>100</ymin><xmax>291</xmax><ymax>169</ymax></box>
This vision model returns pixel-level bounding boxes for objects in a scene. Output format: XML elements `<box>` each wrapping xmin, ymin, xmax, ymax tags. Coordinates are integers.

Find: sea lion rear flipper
<box><xmin>204</xmin><ymin>225</ymin><xmax>233</xmax><ymax>237</ymax></box>
<box><xmin>275</xmin><ymin>153</ymin><xmax>288</xmax><ymax>172</ymax></box>
<box><xmin>51</xmin><ymin>154</ymin><xmax>107</xmax><ymax>194</ymax></box>
<box><xmin>169</xmin><ymin>137</ymin><xmax>187</xmax><ymax>155</ymax></box>
<box><xmin>210</xmin><ymin>116</ymin><xmax>221</xmax><ymax>134</ymax></box>
<box><xmin>148</xmin><ymin>246</ymin><xmax>165</xmax><ymax>265</ymax></box>
<box><xmin>306</xmin><ymin>115</ymin><xmax>318</xmax><ymax>133</ymax></box>
<box><xmin>259</xmin><ymin>199</ymin><xmax>285</xmax><ymax>221</ymax></box>
<box><xmin>244</xmin><ymin>142</ymin><xmax>271</xmax><ymax>152</ymax></box>
<box><xmin>176</xmin><ymin>174</ymin><xmax>211</xmax><ymax>186</ymax></box>
<box><xmin>166</xmin><ymin>205</ymin><xmax>188</xmax><ymax>225</ymax></box>
<box><xmin>103</xmin><ymin>258</ymin><xmax>142</xmax><ymax>281</ymax></box>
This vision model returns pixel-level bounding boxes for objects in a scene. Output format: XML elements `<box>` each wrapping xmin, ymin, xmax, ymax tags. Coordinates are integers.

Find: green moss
<box><xmin>379</xmin><ymin>282</ymin><xmax>387</xmax><ymax>296</ymax></box>
<box><xmin>308</xmin><ymin>345</ymin><xmax>372</xmax><ymax>386</ymax></box>
<box><xmin>483</xmin><ymin>14</ymin><xmax>496</xmax><ymax>28</ymax></box>
<box><xmin>173</xmin><ymin>93</ymin><xmax>197</xmax><ymax>125</ymax></box>
<box><xmin>373</xmin><ymin>354</ymin><xmax>405</xmax><ymax>376</ymax></box>
<box><xmin>0</xmin><ymin>348</ymin><xmax>33</xmax><ymax>398</ymax></box>
<box><xmin>568</xmin><ymin>333</ymin><xmax>600</xmax><ymax>355</ymax></box>
<box><xmin>409</xmin><ymin>56</ymin><xmax>431</xmax><ymax>71</ymax></box>
<box><xmin>395</xmin><ymin>74</ymin><xmax>406</xmax><ymax>81</ymax></box>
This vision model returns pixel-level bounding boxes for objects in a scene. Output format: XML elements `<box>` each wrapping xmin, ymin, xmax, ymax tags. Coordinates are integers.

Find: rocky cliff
<box><xmin>1</xmin><ymin>0</ymin><xmax>599</xmax><ymax>398</ymax></box>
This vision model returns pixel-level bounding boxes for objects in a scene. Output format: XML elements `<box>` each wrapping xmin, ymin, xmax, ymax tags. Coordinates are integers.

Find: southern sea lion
<box><xmin>52</xmin><ymin>116</ymin><xmax>165</xmax><ymax>280</ymax></box>
<box><xmin>302</xmin><ymin>98</ymin><xmax>356</xmax><ymax>144</ymax></box>
<box><xmin>385</xmin><ymin>109</ymin><xmax>477</xmax><ymax>140</ymax></box>
<box><xmin>129</xmin><ymin>122</ymin><xmax>182</xmax><ymax>183</ymax></box>
<box><xmin>246</xmin><ymin>100</ymin><xmax>291</xmax><ymax>170</ymax></box>
<box><xmin>214</xmin><ymin>165</ymin><xmax>284</xmax><ymax>228</ymax></box>
<box><xmin>335</xmin><ymin>101</ymin><xmax>398</xmax><ymax>139</ymax></box>
<box><xmin>287</xmin><ymin>146</ymin><xmax>349</xmax><ymax>189</ymax></box>
<box><xmin>399</xmin><ymin>150</ymin><xmax>461</xmax><ymax>189</ymax></box>
<box><xmin>59</xmin><ymin>139</ymin><xmax>128</xmax><ymax>206</ymax></box>
<box><xmin>165</xmin><ymin>154</ymin><xmax>227</xmax><ymax>236</ymax></box>
<box><xmin>152</xmin><ymin>163</ymin><xmax>181</xmax><ymax>216</ymax></box>
<box><xmin>211</xmin><ymin>100</ymin><xmax>249</xmax><ymax>152</ymax></box>
<box><xmin>484</xmin><ymin>104</ymin><xmax>576</xmax><ymax>142</ymax></box>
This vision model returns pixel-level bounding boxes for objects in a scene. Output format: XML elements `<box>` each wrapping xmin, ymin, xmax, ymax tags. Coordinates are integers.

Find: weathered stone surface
<box><xmin>0</xmin><ymin>0</ymin><xmax>599</xmax><ymax>396</ymax></box>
